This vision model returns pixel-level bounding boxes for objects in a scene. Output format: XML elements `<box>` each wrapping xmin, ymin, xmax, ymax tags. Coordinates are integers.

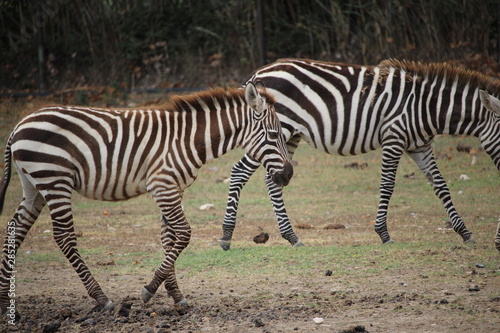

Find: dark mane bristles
<box><xmin>378</xmin><ymin>59</ymin><xmax>500</xmax><ymax>94</ymax></box>
<box><xmin>162</xmin><ymin>86</ymin><xmax>276</xmax><ymax>111</ymax></box>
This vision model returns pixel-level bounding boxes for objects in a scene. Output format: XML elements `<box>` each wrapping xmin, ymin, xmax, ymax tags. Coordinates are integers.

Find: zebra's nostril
<box><xmin>272</xmin><ymin>161</ymin><xmax>294</xmax><ymax>186</ymax></box>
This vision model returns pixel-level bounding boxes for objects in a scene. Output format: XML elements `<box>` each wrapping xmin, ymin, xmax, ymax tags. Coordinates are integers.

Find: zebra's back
<box><xmin>10</xmin><ymin>106</ymin><xmax>170</xmax><ymax>201</ymax></box>
<box><xmin>250</xmin><ymin>59</ymin><xmax>393</xmax><ymax>155</ymax></box>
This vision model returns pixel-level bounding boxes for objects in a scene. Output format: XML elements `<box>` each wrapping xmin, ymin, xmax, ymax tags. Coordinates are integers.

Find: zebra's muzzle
<box><xmin>272</xmin><ymin>161</ymin><xmax>293</xmax><ymax>186</ymax></box>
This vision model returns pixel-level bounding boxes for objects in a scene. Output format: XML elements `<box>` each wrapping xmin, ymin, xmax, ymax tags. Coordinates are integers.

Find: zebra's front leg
<box><xmin>142</xmin><ymin>190</ymin><xmax>191</xmax><ymax>306</ymax></box>
<box><xmin>374</xmin><ymin>146</ymin><xmax>404</xmax><ymax>244</ymax></box>
<box><xmin>47</xmin><ymin>192</ymin><xmax>113</xmax><ymax>311</ymax></box>
<box><xmin>407</xmin><ymin>147</ymin><xmax>474</xmax><ymax>243</ymax></box>
<box><xmin>219</xmin><ymin>155</ymin><xmax>261</xmax><ymax>250</ymax></box>
<box><xmin>264</xmin><ymin>173</ymin><xmax>303</xmax><ymax>247</ymax></box>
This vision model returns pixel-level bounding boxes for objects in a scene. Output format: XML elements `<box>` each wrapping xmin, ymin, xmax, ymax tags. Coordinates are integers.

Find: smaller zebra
<box><xmin>0</xmin><ymin>83</ymin><xmax>293</xmax><ymax>316</ymax></box>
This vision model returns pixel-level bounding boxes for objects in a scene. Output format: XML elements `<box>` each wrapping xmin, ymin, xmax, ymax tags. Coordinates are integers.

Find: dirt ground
<box><xmin>1</xmin><ymin>219</ymin><xmax>499</xmax><ymax>333</ymax></box>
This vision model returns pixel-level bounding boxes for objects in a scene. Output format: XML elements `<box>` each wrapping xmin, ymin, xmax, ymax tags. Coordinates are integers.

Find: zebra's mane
<box><xmin>378</xmin><ymin>59</ymin><xmax>500</xmax><ymax>94</ymax></box>
<box><xmin>163</xmin><ymin>87</ymin><xmax>276</xmax><ymax>111</ymax></box>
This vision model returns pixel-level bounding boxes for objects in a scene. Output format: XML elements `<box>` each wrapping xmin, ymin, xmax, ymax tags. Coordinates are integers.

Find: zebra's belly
<box><xmin>306</xmin><ymin>136</ymin><xmax>383</xmax><ymax>156</ymax></box>
<box><xmin>76</xmin><ymin>179</ymin><xmax>148</xmax><ymax>202</ymax></box>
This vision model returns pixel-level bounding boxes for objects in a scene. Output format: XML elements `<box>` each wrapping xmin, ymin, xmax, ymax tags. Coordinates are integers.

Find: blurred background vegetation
<box><xmin>1</xmin><ymin>0</ymin><xmax>499</xmax><ymax>95</ymax></box>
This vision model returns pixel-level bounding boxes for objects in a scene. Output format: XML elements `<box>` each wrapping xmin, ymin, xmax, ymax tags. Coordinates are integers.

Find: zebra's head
<box><xmin>479</xmin><ymin>90</ymin><xmax>500</xmax><ymax>170</ymax></box>
<box><xmin>243</xmin><ymin>82</ymin><xmax>293</xmax><ymax>186</ymax></box>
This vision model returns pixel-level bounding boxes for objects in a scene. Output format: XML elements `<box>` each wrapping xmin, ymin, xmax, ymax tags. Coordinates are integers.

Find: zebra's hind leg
<box><xmin>44</xmin><ymin>188</ymin><xmax>113</xmax><ymax>312</ymax></box>
<box><xmin>219</xmin><ymin>155</ymin><xmax>261</xmax><ymax>250</ymax></box>
<box><xmin>407</xmin><ymin>146</ymin><xmax>475</xmax><ymax>243</ymax></box>
<box><xmin>143</xmin><ymin>188</ymin><xmax>191</xmax><ymax>306</ymax></box>
<box><xmin>157</xmin><ymin>217</ymin><xmax>188</xmax><ymax>306</ymax></box>
<box><xmin>161</xmin><ymin>221</ymin><xmax>189</xmax><ymax>310</ymax></box>
<box><xmin>0</xmin><ymin>180</ymin><xmax>45</xmax><ymax>317</ymax></box>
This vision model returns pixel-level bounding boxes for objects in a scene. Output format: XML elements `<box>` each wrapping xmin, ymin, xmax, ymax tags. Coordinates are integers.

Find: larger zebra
<box><xmin>0</xmin><ymin>83</ymin><xmax>293</xmax><ymax>316</ymax></box>
<box><xmin>219</xmin><ymin>58</ymin><xmax>500</xmax><ymax>250</ymax></box>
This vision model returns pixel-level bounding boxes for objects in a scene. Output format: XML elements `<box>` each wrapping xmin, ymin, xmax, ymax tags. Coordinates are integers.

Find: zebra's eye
<box><xmin>268</xmin><ymin>131</ymin><xmax>279</xmax><ymax>140</ymax></box>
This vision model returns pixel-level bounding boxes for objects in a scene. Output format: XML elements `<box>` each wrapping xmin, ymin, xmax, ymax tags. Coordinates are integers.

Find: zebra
<box><xmin>218</xmin><ymin>58</ymin><xmax>500</xmax><ymax>251</ymax></box>
<box><xmin>0</xmin><ymin>82</ymin><xmax>293</xmax><ymax>315</ymax></box>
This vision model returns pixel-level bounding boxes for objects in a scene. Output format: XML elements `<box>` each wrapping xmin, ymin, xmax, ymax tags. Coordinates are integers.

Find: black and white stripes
<box><xmin>0</xmin><ymin>83</ymin><xmax>293</xmax><ymax>314</ymax></box>
<box><xmin>219</xmin><ymin>58</ymin><xmax>500</xmax><ymax>250</ymax></box>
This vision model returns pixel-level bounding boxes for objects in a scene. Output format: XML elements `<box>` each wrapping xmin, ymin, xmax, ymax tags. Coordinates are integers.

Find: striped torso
<box><xmin>249</xmin><ymin>58</ymin><xmax>497</xmax><ymax>157</ymax></box>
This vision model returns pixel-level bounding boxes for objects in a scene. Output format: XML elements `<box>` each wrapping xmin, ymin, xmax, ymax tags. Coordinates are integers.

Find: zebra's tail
<box><xmin>0</xmin><ymin>134</ymin><xmax>13</xmax><ymax>216</ymax></box>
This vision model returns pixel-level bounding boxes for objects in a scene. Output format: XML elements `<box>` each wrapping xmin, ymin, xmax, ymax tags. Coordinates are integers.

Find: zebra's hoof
<box><xmin>382</xmin><ymin>239</ymin><xmax>394</xmax><ymax>244</ymax></box>
<box><xmin>176</xmin><ymin>298</ymin><xmax>188</xmax><ymax>306</ymax></box>
<box><xmin>464</xmin><ymin>236</ymin><xmax>477</xmax><ymax>244</ymax></box>
<box><xmin>141</xmin><ymin>286</ymin><xmax>154</xmax><ymax>303</ymax></box>
<box><xmin>293</xmin><ymin>240</ymin><xmax>305</xmax><ymax>247</ymax></box>
<box><xmin>218</xmin><ymin>239</ymin><xmax>231</xmax><ymax>251</ymax></box>
<box><xmin>102</xmin><ymin>300</ymin><xmax>114</xmax><ymax>311</ymax></box>
<box><xmin>173</xmin><ymin>299</ymin><xmax>189</xmax><ymax>315</ymax></box>
<box><xmin>88</xmin><ymin>300</ymin><xmax>114</xmax><ymax>314</ymax></box>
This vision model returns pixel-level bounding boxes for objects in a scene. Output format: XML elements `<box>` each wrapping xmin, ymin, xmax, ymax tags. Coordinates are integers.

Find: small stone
<box><xmin>159</xmin><ymin>322</ymin><xmax>171</xmax><ymax>328</ymax></box>
<box><xmin>475</xmin><ymin>263</ymin><xmax>485</xmax><ymax>268</ymax></box>
<box><xmin>96</xmin><ymin>259</ymin><xmax>115</xmax><ymax>266</ymax></box>
<box><xmin>339</xmin><ymin>325</ymin><xmax>369</xmax><ymax>333</ymax></box>
<box><xmin>296</xmin><ymin>223</ymin><xmax>314</xmax><ymax>229</ymax></box>
<box><xmin>254</xmin><ymin>318</ymin><xmax>265</xmax><ymax>327</ymax></box>
<box><xmin>468</xmin><ymin>285</ymin><xmax>480</xmax><ymax>292</ymax></box>
<box><xmin>157</xmin><ymin>329</ymin><xmax>172</xmax><ymax>333</ymax></box>
<box><xmin>253</xmin><ymin>232</ymin><xmax>269</xmax><ymax>244</ymax></box>
<box><xmin>325</xmin><ymin>270</ymin><xmax>333</xmax><ymax>276</ymax></box>
<box><xmin>324</xmin><ymin>223</ymin><xmax>346</xmax><ymax>229</ymax></box>
<box><xmin>59</xmin><ymin>308</ymin><xmax>72</xmax><ymax>319</ymax></box>
<box><xmin>80</xmin><ymin>318</ymin><xmax>96</xmax><ymax>327</ymax></box>
<box><xmin>114</xmin><ymin>317</ymin><xmax>129</xmax><ymax>324</ymax></box>
<box><xmin>42</xmin><ymin>321</ymin><xmax>61</xmax><ymax>333</ymax></box>
<box><xmin>313</xmin><ymin>317</ymin><xmax>324</xmax><ymax>324</ymax></box>
<box><xmin>199</xmin><ymin>203</ymin><xmax>215</xmax><ymax>211</ymax></box>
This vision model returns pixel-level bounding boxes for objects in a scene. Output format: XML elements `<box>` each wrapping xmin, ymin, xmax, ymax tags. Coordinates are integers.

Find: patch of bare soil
<box><xmin>1</xmin><ymin>253</ymin><xmax>499</xmax><ymax>333</ymax></box>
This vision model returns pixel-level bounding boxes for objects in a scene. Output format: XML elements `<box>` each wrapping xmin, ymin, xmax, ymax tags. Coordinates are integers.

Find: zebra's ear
<box><xmin>245</xmin><ymin>82</ymin><xmax>266</xmax><ymax>114</ymax></box>
<box><xmin>479</xmin><ymin>90</ymin><xmax>500</xmax><ymax>116</ymax></box>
